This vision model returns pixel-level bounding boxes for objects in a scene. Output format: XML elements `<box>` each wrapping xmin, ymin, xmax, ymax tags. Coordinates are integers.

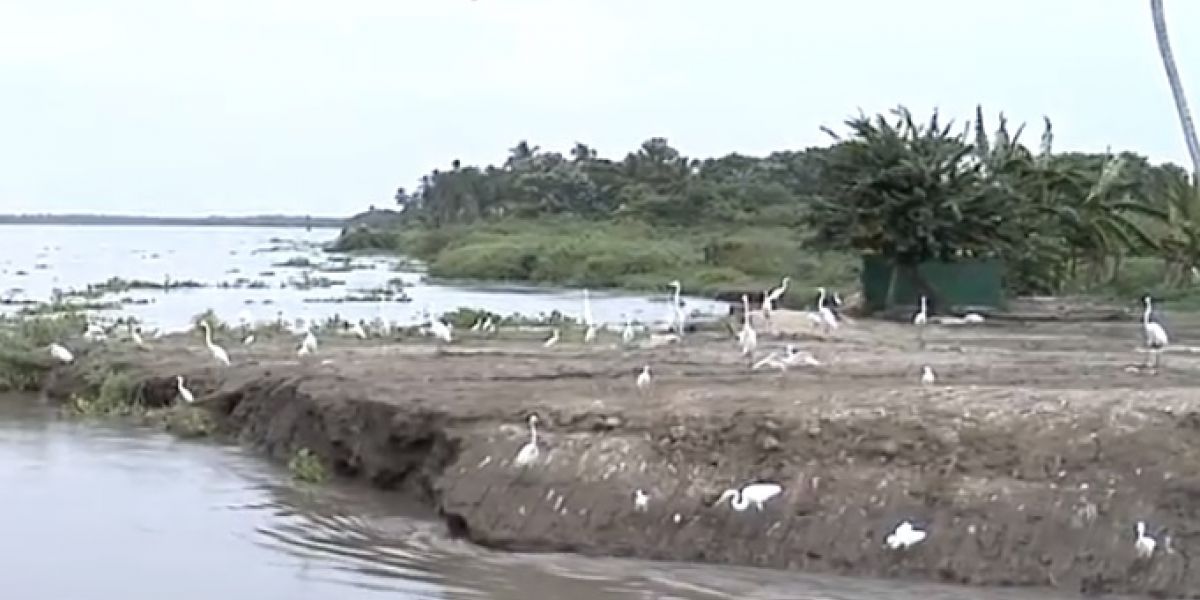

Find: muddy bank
<box><xmin>34</xmin><ymin>316</ymin><xmax>1200</xmax><ymax>598</ymax></box>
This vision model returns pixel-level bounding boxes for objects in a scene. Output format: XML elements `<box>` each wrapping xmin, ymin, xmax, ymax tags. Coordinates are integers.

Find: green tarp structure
<box><xmin>860</xmin><ymin>255</ymin><xmax>1005</xmax><ymax>313</ymax></box>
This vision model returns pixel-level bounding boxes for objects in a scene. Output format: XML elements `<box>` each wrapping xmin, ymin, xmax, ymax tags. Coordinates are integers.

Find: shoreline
<box><xmin>26</xmin><ymin>312</ymin><xmax>1200</xmax><ymax>597</ymax></box>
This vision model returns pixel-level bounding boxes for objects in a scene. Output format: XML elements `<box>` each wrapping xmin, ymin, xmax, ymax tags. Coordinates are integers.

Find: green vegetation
<box><xmin>0</xmin><ymin>313</ymin><xmax>86</xmax><ymax>392</ymax></box>
<box><xmin>335</xmin><ymin>107</ymin><xmax>1200</xmax><ymax>307</ymax></box>
<box><xmin>288</xmin><ymin>447</ymin><xmax>328</xmax><ymax>483</ymax></box>
<box><xmin>70</xmin><ymin>370</ymin><xmax>139</xmax><ymax>417</ymax></box>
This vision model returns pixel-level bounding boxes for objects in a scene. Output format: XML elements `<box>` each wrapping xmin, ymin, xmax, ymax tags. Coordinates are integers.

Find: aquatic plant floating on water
<box><xmin>714</xmin><ymin>482</ymin><xmax>783</xmax><ymax>512</ymax></box>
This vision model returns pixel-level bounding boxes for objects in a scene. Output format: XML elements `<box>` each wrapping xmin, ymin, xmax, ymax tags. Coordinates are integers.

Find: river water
<box><xmin>0</xmin><ymin>395</ymin><xmax>1089</xmax><ymax>600</ymax></box>
<box><xmin>0</xmin><ymin>224</ymin><xmax>723</xmax><ymax>331</ymax></box>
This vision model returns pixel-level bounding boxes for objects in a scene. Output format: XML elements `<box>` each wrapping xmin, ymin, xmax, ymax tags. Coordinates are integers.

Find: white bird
<box><xmin>470</xmin><ymin>318</ymin><xmax>484</xmax><ymax>332</ymax></box>
<box><xmin>913</xmin><ymin>296</ymin><xmax>928</xmax><ymax>326</ymax></box>
<box><xmin>765</xmin><ymin>276</ymin><xmax>790</xmax><ymax>305</ymax></box>
<box><xmin>1135</xmin><ymin>521</ymin><xmax>1157</xmax><ymax>559</ymax></box>
<box><xmin>1142</xmin><ymin>296</ymin><xmax>1169</xmax><ymax>369</ymax></box>
<box><xmin>714</xmin><ymin>482</ymin><xmax>783</xmax><ymax>511</ymax></box>
<box><xmin>349</xmin><ymin>321</ymin><xmax>368</xmax><ymax>340</ymax></box>
<box><xmin>621</xmin><ymin>317</ymin><xmax>636</xmax><ymax>346</ymax></box>
<box><xmin>738</xmin><ymin>294</ymin><xmax>757</xmax><ymax>360</ymax></box>
<box><xmin>199</xmin><ymin>321</ymin><xmax>231</xmax><ymax>366</ymax></box>
<box><xmin>299</xmin><ymin>328</ymin><xmax>318</xmax><ymax>356</ymax></box>
<box><xmin>752</xmin><ymin>352</ymin><xmax>788</xmax><ymax>372</ymax></box>
<box><xmin>668</xmin><ymin>280</ymin><xmax>685</xmax><ymax>336</ymax></box>
<box><xmin>784</xmin><ymin>344</ymin><xmax>822</xmax><ymax>367</ymax></box>
<box><xmin>242</xmin><ymin>333</ymin><xmax>255</xmax><ymax>346</ymax></box>
<box><xmin>176</xmin><ymin>375</ymin><xmax>195</xmax><ymax>404</ymax></box>
<box><xmin>481</xmin><ymin>316</ymin><xmax>496</xmax><ymax>334</ymax></box>
<box><xmin>582</xmin><ymin>289</ymin><xmax>596</xmax><ymax>328</ymax></box>
<box><xmin>636</xmin><ymin>365</ymin><xmax>652</xmax><ymax>392</ymax></box>
<box><xmin>815</xmin><ymin>287</ymin><xmax>840</xmax><ymax>332</ymax></box>
<box><xmin>84</xmin><ymin>323</ymin><xmax>107</xmax><ymax>342</ymax></box>
<box><xmin>48</xmin><ymin>343</ymin><xmax>74</xmax><ymax>364</ymax></box>
<box><xmin>429</xmin><ymin>319</ymin><xmax>453</xmax><ymax>343</ymax></box>
<box><xmin>543</xmin><ymin>328</ymin><xmax>560</xmax><ymax>348</ymax></box>
<box><xmin>513</xmin><ymin>415</ymin><xmax>540</xmax><ymax>467</ymax></box>
<box><xmin>583</xmin><ymin>324</ymin><xmax>597</xmax><ymax>343</ymax></box>
<box><xmin>126</xmin><ymin>323</ymin><xmax>146</xmax><ymax>348</ymax></box>
<box><xmin>963</xmin><ymin>312</ymin><xmax>985</xmax><ymax>324</ymax></box>
<box><xmin>633</xmin><ymin>489</ymin><xmax>650</xmax><ymax>512</ymax></box>
<box><xmin>886</xmin><ymin>521</ymin><xmax>927</xmax><ymax>549</ymax></box>
<box><xmin>920</xmin><ymin>365</ymin><xmax>936</xmax><ymax>385</ymax></box>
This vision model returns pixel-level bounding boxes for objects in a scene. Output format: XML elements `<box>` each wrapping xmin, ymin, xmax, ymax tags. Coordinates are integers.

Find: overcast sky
<box><xmin>3</xmin><ymin>0</ymin><xmax>1199</xmax><ymax>217</ymax></box>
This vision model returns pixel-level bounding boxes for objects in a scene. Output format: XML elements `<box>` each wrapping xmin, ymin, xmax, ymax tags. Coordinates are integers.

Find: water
<box><xmin>0</xmin><ymin>396</ymin><xmax>1081</xmax><ymax>600</ymax></box>
<box><xmin>0</xmin><ymin>224</ymin><xmax>722</xmax><ymax>331</ymax></box>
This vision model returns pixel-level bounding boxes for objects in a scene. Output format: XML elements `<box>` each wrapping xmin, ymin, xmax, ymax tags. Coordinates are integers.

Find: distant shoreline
<box><xmin>0</xmin><ymin>214</ymin><xmax>347</xmax><ymax>228</ymax></box>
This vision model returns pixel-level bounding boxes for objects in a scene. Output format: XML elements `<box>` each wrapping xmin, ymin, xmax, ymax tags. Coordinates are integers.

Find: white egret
<box><xmin>429</xmin><ymin>319</ymin><xmax>453</xmax><ymax>343</ymax></box>
<box><xmin>481</xmin><ymin>317</ymin><xmax>496</xmax><ymax>335</ymax></box>
<box><xmin>668</xmin><ymin>280</ymin><xmax>685</xmax><ymax>336</ymax></box>
<box><xmin>633</xmin><ymin>489</ymin><xmax>650</xmax><ymax>512</ymax></box>
<box><xmin>963</xmin><ymin>312</ymin><xmax>985</xmax><ymax>324</ymax></box>
<box><xmin>513</xmin><ymin>415</ymin><xmax>540</xmax><ymax>467</ymax></box>
<box><xmin>299</xmin><ymin>328</ymin><xmax>318</xmax><ymax>356</ymax></box>
<box><xmin>582</xmin><ymin>289</ymin><xmax>596</xmax><ymax>328</ymax></box>
<box><xmin>1135</xmin><ymin>521</ymin><xmax>1157</xmax><ymax>559</ymax></box>
<box><xmin>48</xmin><ymin>343</ymin><xmax>74</xmax><ymax>364</ymax></box>
<box><xmin>84</xmin><ymin>323</ymin><xmax>107</xmax><ymax>342</ymax></box>
<box><xmin>636</xmin><ymin>365</ymin><xmax>652</xmax><ymax>392</ymax></box>
<box><xmin>714</xmin><ymin>482</ymin><xmax>783</xmax><ymax>511</ymax></box>
<box><xmin>761</xmin><ymin>292</ymin><xmax>774</xmax><ymax>326</ymax></box>
<box><xmin>913</xmin><ymin>296</ymin><xmax>928</xmax><ymax>326</ymax></box>
<box><xmin>815</xmin><ymin>287</ymin><xmax>839</xmax><ymax>332</ymax></box>
<box><xmin>621</xmin><ymin>317</ymin><xmax>636</xmax><ymax>346</ymax></box>
<box><xmin>470</xmin><ymin>318</ymin><xmax>484</xmax><ymax>332</ymax></box>
<box><xmin>752</xmin><ymin>353</ymin><xmax>788</xmax><ymax>372</ymax></box>
<box><xmin>583</xmin><ymin>324</ymin><xmax>597</xmax><ymax>343</ymax></box>
<box><xmin>1142</xmin><ymin>296</ymin><xmax>1169</xmax><ymax>369</ymax></box>
<box><xmin>738</xmin><ymin>294</ymin><xmax>757</xmax><ymax>361</ymax></box>
<box><xmin>243</xmin><ymin>333</ymin><xmax>256</xmax><ymax>346</ymax></box>
<box><xmin>765</xmin><ymin>276</ymin><xmax>790</xmax><ymax>305</ymax></box>
<box><xmin>349</xmin><ymin>321</ymin><xmax>368</xmax><ymax>340</ymax></box>
<box><xmin>129</xmin><ymin>324</ymin><xmax>146</xmax><ymax>348</ymax></box>
<box><xmin>176</xmin><ymin>376</ymin><xmax>195</xmax><ymax>404</ymax></box>
<box><xmin>784</xmin><ymin>344</ymin><xmax>822</xmax><ymax>367</ymax></box>
<box><xmin>543</xmin><ymin>328</ymin><xmax>560</xmax><ymax>348</ymax></box>
<box><xmin>199</xmin><ymin>321</ymin><xmax>231</xmax><ymax>366</ymax></box>
<box><xmin>920</xmin><ymin>365</ymin><xmax>936</xmax><ymax>385</ymax></box>
<box><xmin>885</xmin><ymin>521</ymin><xmax>927</xmax><ymax>549</ymax></box>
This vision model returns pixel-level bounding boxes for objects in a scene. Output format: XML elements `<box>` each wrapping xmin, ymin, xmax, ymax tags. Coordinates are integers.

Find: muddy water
<box><xmin>0</xmin><ymin>224</ymin><xmax>723</xmax><ymax>330</ymax></box>
<box><xmin>0</xmin><ymin>396</ymin><xmax>1099</xmax><ymax>600</ymax></box>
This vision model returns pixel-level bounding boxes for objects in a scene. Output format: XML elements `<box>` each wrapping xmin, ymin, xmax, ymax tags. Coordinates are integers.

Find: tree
<box><xmin>1151</xmin><ymin>0</ymin><xmax>1200</xmax><ymax>178</ymax></box>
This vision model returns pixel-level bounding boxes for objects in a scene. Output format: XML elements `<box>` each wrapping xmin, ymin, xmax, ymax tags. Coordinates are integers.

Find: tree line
<box><xmin>381</xmin><ymin>105</ymin><xmax>1199</xmax><ymax>295</ymax></box>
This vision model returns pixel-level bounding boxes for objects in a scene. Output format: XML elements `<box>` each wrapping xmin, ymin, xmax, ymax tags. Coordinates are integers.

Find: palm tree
<box><xmin>1151</xmin><ymin>0</ymin><xmax>1200</xmax><ymax>178</ymax></box>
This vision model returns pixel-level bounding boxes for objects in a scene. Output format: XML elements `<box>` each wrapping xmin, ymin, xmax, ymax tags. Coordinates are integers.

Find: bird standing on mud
<box><xmin>199</xmin><ymin>321</ymin><xmax>231</xmax><ymax>366</ymax></box>
<box><xmin>621</xmin><ymin>317</ymin><xmax>636</xmax><ymax>346</ymax></box>
<box><xmin>714</xmin><ymin>482</ymin><xmax>783</xmax><ymax>511</ymax></box>
<box><xmin>298</xmin><ymin>327</ymin><xmax>318</xmax><ymax>356</ymax></box>
<box><xmin>885</xmin><ymin>521</ymin><xmax>927</xmax><ymax>549</ymax></box>
<box><xmin>48</xmin><ymin>343</ymin><xmax>74</xmax><ymax>364</ymax></box>
<box><xmin>514</xmin><ymin>415</ymin><xmax>540</xmax><ymax>467</ymax></box>
<box><xmin>176</xmin><ymin>376</ymin><xmax>195</xmax><ymax>404</ymax></box>
<box><xmin>815</xmin><ymin>287</ymin><xmax>839</xmax><ymax>333</ymax></box>
<box><xmin>738</xmin><ymin>294</ymin><xmax>757</xmax><ymax>363</ymax></box>
<box><xmin>1141</xmin><ymin>296</ymin><xmax>1169</xmax><ymax>370</ymax></box>
<box><xmin>920</xmin><ymin>365</ymin><xmax>936</xmax><ymax>385</ymax></box>
<box><xmin>636</xmin><ymin>365</ymin><xmax>652</xmax><ymax>392</ymax></box>
<box><xmin>633</xmin><ymin>489</ymin><xmax>649</xmax><ymax>511</ymax></box>
<box><xmin>1135</xmin><ymin>521</ymin><xmax>1157</xmax><ymax>559</ymax></box>
<box><xmin>429</xmin><ymin>318</ymin><xmax>453</xmax><ymax>344</ymax></box>
<box><xmin>667</xmin><ymin>280</ymin><xmax>685</xmax><ymax>337</ymax></box>
<box><xmin>582</xmin><ymin>289</ymin><xmax>597</xmax><ymax>343</ymax></box>
<box><xmin>543</xmin><ymin>328</ymin><xmax>560</xmax><ymax>348</ymax></box>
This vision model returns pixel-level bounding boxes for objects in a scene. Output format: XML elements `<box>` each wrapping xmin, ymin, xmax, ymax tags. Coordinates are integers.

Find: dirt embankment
<box><xmin>37</xmin><ymin>315</ymin><xmax>1200</xmax><ymax>598</ymax></box>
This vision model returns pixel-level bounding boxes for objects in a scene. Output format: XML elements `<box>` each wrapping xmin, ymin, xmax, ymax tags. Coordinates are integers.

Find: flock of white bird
<box><xmin>41</xmin><ymin>278</ymin><xmax>1175</xmax><ymax>558</ymax></box>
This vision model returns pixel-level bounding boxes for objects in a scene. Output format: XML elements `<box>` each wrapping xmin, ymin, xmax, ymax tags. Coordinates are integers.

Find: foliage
<box><xmin>70</xmin><ymin>371</ymin><xmax>139</xmax><ymax>417</ymax></box>
<box><xmin>288</xmin><ymin>448</ymin><xmax>328</xmax><ymax>484</ymax></box>
<box><xmin>337</xmin><ymin>110</ymin><xmax>1200</xmax><ymax>300</ymax></box>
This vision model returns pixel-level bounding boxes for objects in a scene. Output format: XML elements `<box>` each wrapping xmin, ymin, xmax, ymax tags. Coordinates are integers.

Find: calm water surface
<box><xmin>0</xmin><ymin>396</ymin><xmax>1091</xmax><ymax>600</ymax></box>
<box><xmin>0</xmin><ymin>224</ymin><xmax>723</xmax><ymax>331</ymax></box>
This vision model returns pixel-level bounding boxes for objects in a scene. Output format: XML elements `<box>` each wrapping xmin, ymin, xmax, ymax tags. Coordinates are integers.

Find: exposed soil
<box><xmin>36</xmin><ymin>311</ymin><xmax>1200</xmax><ymax>598</ymax></box>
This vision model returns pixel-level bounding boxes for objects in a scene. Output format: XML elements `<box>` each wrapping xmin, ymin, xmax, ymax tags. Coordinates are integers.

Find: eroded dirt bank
<box><xmin>37</xmin><ymin>315</ymin><xmax>1200</xmax><ymax>598</ymax></box>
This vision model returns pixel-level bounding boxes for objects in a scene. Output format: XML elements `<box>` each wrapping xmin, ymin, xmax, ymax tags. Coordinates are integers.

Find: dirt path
<box><xmin>38</xmin><ymin>312</ymin><xmax>1200</xmax><ymax>597</ymax></box>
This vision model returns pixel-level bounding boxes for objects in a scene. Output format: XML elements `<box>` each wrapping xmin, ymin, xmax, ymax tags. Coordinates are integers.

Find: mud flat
<box><xmin>34</xmin><ymin>314</ymin><xmax>1200</xmax><ymax>598</ymax></box>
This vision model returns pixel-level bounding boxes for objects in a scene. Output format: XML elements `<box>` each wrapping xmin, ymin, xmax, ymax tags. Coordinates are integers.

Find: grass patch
<box><xmin>288</xmin><ymin>448</ymin><xmax>328</xmax><ymax>483</ymax></box>
<box><xmin>69</xmin><ymin>370</ymin><xmax>139</xmax><ymax>417</ymax></box>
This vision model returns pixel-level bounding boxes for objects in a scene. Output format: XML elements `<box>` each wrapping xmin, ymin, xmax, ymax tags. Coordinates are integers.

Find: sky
<box><xmin>3</xmin><ymin>0</ymin><xmax>1200</xmax><ymax>218</ymax></box>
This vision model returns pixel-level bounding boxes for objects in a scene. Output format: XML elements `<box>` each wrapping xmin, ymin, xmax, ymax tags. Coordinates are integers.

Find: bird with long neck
<box><xmin>514</xmin><ymin>415</ymin><xmax>540</xmax><ymax>467</ymax></box>
<box><xmin>739</xmin><ymin>294</ymin><xmax>757</xmax><ymax>364</ymax></box>
<box><xmin>668</xmin><ymin>280</ymin><xmax>685</xmax><ymax>336</ymax></box>
<box><xmin>199</xmin><ymin>321</ymin><xmax>231</xmax><ymax>366</ymax></box>
<box><xmin>913</xmin><ymin>295</ymin><xmax>929</xmax><ymax>348</ymax></box>
<box><xmin>1142</xmin><ymin>295</ymin><xmax>1169</xmax><ymax>370</ymax></box>
<box><xmin>815</xmin><ymin>287</ymin><xmax>839</xmax><ymax>333</ymax></box>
